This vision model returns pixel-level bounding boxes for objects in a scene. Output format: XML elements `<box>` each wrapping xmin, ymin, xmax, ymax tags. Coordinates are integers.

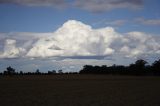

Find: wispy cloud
<box><xmin>106</xmin><ymin>20</ymin><xmax>127</xmax><ymax>26</ymax></box>
<box><xmin>92</xmin><ymin>19</ymin><xmax>127</xmax><ymax>28</ymax></box>
<box><xmin>0</xmin><ymin>0</ymin><xmax>143</xmax><ymax>12</ymax></box>
<box><xmin>73</xmin><ymin>0</ymin><xmax>143</xmax><ymax>12</ymax></box>
<box><xmin>135</xmin><ymin>18</ymin><xmax>160</xmax><ymax>26</ymax></box>
<box><xmin>0</xmin><ymin>0</ymin><xmax>66</xmax><ymax>8</ymax></box>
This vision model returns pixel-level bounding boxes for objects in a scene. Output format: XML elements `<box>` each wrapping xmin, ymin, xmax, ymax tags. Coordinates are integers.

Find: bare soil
<box><xmin>0</xmin><ymin>75</ymin><xmax>160</xmax><ymax>106</ymax></box>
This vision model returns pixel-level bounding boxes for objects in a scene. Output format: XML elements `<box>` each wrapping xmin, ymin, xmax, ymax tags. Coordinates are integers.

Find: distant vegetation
<box><xmin>80</xmin><ymin>59</ymin><xmax>160</xmax><ymax>76</ymax></box>
<box><xmin>0</xmin><ymin>66</ymin><xmax>78</xmax><ymax>76</ymax></box>
<box><xmin>0</xmin><ymin>59</ymin><xmax>160</xmax><ymax>76</ymax></box>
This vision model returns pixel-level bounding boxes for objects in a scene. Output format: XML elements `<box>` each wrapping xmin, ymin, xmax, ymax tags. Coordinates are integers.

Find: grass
<box><xmin>0</xmin><ymin>75</ymin><xmax>160</xmax><ymax>106</ymax></box>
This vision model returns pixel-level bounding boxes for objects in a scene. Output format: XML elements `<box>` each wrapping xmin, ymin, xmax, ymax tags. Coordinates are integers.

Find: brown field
<box><xmin>0</xmin><ymin>75</ymin><xmax>160</xmax><ymax>106</ymax></box>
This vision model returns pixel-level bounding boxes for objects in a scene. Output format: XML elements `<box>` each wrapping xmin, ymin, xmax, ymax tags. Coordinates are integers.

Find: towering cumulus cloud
<box><xmin>0</xmin><ymin>20</ymin><xmax>160</xmax><ymax>59</ymax></box>
<box><xmin>26</xmin><ymin>20</ymin><xmax>118</xmax><ymax>57</ymax></box>
<box><xmin>26</xmin><ymin>20</ymin><xmax>160</xmax><ymax>59</ymax></box>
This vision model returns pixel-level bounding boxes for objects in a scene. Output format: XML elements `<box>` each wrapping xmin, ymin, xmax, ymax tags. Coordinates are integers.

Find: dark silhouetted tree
<box><xmin>135</xmin><ymin>59</ymin><xmax>147</xmax><ymax>69</ymax></box>
<box><xmin>152</xmin><ymin>59</ymin><xmax>160</xmax><ymax>75</ymax></box>
<box><xmin>48</xmin><ymin>70</ymin><xmax>56</xmax><ymax>75</ymax></box>
<box><xmin>52</xmin><ymin>70</ymin><xmax>56</xmax><ymax>74</ymax></box>
<box><xmin>20</xmin><ymin>71</ymin><xmax>23</xmax><ymax>75</ymax></box>
<box><xmin>4</xmin><ymin>66</ymin><xmax>15</xmax><ymax>76</ymax></box>
<box><xmin>35</xmin><ymin>69</ymin><xmax>40</xmax><ymax>75</ymax></box>
<box><xmin>58</xmin><ymin>70</ymin><xmax>63</xmax><ymax>74</ymax></box>
<box><xmin>79</xmin><ymin>59</ymin><xmax>160</xmax><ymax>76</ymax></box>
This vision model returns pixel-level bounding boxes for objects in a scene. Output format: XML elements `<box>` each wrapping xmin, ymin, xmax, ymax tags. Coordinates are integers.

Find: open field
<box><xmin>0</xmin><ymin>75</ymin><xmax>160</xmax><ymax>106</ymax></box>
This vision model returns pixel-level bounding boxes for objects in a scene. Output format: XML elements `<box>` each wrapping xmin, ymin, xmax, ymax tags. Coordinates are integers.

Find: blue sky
<box><xmin>0</xmin><ymin>0</ymin><xmax>160</xmax><ymax>33</ymax></box>
<box><xmin>0</xmin><ymin>0</ymin><xmax>160</xmax><ymax>72</ymax></box>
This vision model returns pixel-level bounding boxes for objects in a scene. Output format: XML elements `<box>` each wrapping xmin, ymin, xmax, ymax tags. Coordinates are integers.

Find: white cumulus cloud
<box><xmin>26</xmin><ymin>20</ymin><xmax>160</xmax><ymax>59</ymax></box>
<box><xmin>27</xmin><ymin>20</ymin><xmax>119</xmax><ymax>58</ymax></box>
<box><xmin>0</xmin><ymin>39</ymin><xmax>25</xmax><ymax>58</ymax></box>
<box><xmin>120</xmin><ymin>32</ymin><xmax>160</xmax><ymax>58</ymax></box>
<box><xmin>0</xmin><ymin>20</ymin><xmax>160</xmax><ymax>60</ymax></box>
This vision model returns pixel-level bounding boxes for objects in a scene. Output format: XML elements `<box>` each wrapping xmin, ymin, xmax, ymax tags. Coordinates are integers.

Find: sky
<box><xmin>0</xmin><ymin>0</ymin><xmax>160</xmax><ymax>72</ymax></box>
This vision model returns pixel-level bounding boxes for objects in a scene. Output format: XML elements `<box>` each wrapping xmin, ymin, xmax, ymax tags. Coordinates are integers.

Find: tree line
<box><xmin>79</xmin><ymin>59</ymin><xmax>160</xmax><ymax>76</ymax></box>
<box><xmin>0</xmin><ymin>67</ymin><xmax>78</xmax><ymax>76</ymax></box>
<box><xmin>0</xmin><ymin>59</ymin><xmax>160</xmax><ymax>76</ymax></box>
